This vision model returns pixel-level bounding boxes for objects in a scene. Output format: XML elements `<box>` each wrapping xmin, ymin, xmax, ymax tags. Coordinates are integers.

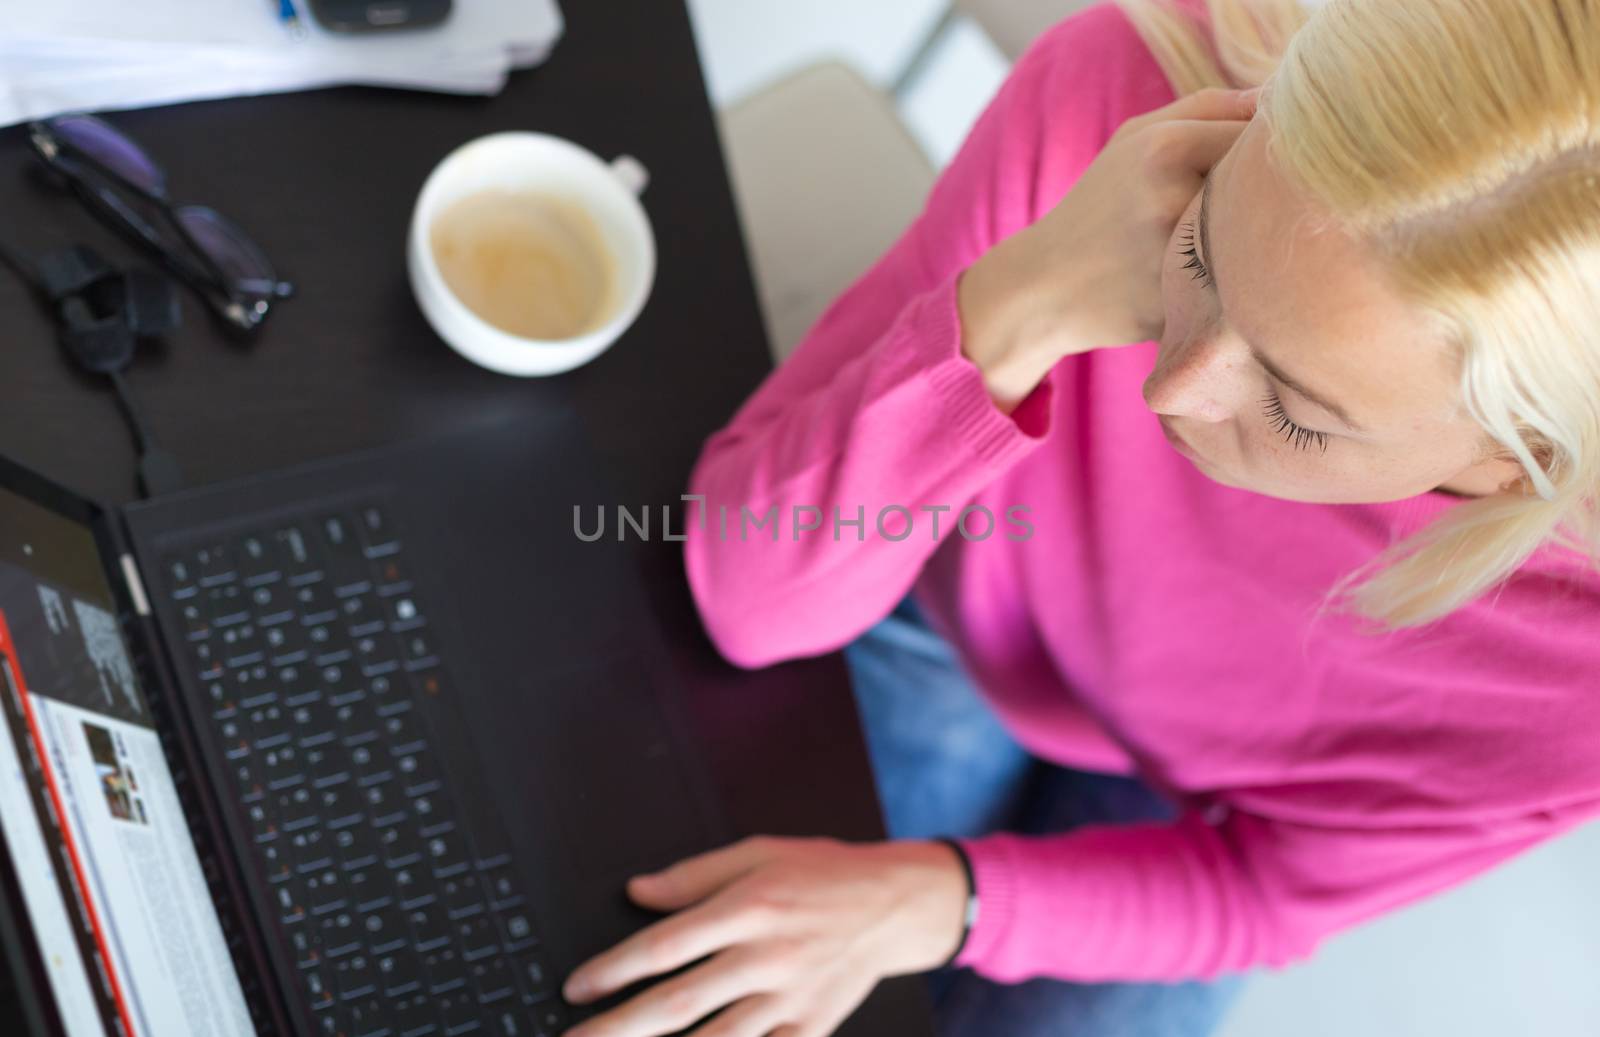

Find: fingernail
<box><xmin>564</xmin><ymin>975</ymin><xmax>589</xmax><ymax>1001</ymax></box>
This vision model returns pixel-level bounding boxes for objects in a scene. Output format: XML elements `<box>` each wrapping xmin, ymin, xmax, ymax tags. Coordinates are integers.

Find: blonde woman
<box><xmin>559</xmin><ymin>1</ymin><xmax>1600</xmax><ymax>1035</ymax></box>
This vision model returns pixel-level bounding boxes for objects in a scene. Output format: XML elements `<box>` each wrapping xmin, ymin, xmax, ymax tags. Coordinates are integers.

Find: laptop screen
<box><xmin>0</xmin><ymin>482</ymin><xmax>253</xmax><ymax>1037</ymax></box>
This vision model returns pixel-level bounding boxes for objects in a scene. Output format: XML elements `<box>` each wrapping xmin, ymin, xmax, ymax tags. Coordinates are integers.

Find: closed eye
<box><xmin>1262</xmin><ymin>392</ymin><xmax>1330</xmax><ymax>453</ymax></box>
<box><xmin>1177</xmin><ymin>220</ymin><xmax>1213</xmax><ymax>288</ymax></box>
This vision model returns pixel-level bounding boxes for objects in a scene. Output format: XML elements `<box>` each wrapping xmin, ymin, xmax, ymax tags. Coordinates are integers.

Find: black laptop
<box><xmin>0</xmin><ymin>409</ymin><xmax>733</xmax><ymax>1037</ymax></box>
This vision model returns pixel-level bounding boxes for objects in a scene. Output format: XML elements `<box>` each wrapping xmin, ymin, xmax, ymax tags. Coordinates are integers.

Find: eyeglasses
<box><xmin>27</xmin><ymin>114</ymin><xmax>295</xmax><ymax>334</ymax></box>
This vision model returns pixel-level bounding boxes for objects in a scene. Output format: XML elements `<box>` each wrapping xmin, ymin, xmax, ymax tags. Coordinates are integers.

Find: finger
<box><xmin>689</xmin><ymin>993</ymin><xmax>786</xmax><ymax>1037</ymax></box>
<box><xmin>1122</xmin><ymin>85</ymin><xmax>1259</xmax><ymax>134</ymax></box>
<box><xmin>1157</xmin><ymin>85</ymin><xmax>1261</xmax><ymax>122</ymax></box>
<box><xmin>565</xmin><ymin>892</ymin><xmax>768</xmax><ymax>1003</ymax></box>
<box><xmin>564</xmin><ymin>948</ymin><xmax>778</xmax><ymax>1037</ymax></box>
<box><xmin>628</xmin><ymin>836</ymin><xmax>783</xmax><ymax>911</ymax></box>
<box><xmin>1161</xmin><ymin>118</ymin><xmax>1252</xmax><ymax>176</ymax></box>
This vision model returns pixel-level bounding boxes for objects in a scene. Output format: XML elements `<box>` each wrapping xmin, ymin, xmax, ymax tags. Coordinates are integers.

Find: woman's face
<box><xmin>1144</xmin><ymin>116</ymin><xmax>1523</xmax><ymax>503</ymax></box>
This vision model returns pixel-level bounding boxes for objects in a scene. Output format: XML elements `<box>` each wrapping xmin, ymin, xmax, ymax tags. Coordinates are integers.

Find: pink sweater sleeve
<box><xmin>676</xmin><ymin>6</ymin><xmax>1139</xmax><ymax>668</ymax></box>
<box><xmin>953</xmin><ymin>800</ymin><xmax>1589</xmax><ymax>982</ymax></box>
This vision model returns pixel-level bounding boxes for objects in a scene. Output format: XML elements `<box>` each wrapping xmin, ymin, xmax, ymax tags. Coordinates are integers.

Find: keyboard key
<box><xmin>437</xmin><ymin>990</ymin><xmax>481</xmax><ymax>1035</ymax></box>
<box><xmin>309</xmin><ymin>746</ymin><xmax>352</xmax><ymax>790</ymax></box>
<box><xmin>165</xmin><ymin>554</ymin><xmax>198</xmax><ymax>597</ymax></box>
<box><xmin>456</xmin><ymin>913</ymin><xmax>500</xmax><ymax>962</ymax></box>
<box><xmin>319</xmin><ymin>909</ymin><xmax>362</xmax><ymax>958</ymax></box>
<box><xmin>393</xmin><ymin>864</ymin><xmax>425</xmax><ymax>905</ymax></box>
<box><xmin>411</xmin><ymin>902</ymin><xmax>451</xmax><ymax>953</ymax></box>
<box><xmin>318</xmin><ymin>513</ymin><xmax>375</xmax><ymax>590</ymax></box>
<box><xmin>358</xmin><ymin>504</ymin><xmax>399</xmax><ymax>555</ymax></box>
<box><xmin>479</xmin><ymin>864</ymin><xmax>520</xmax><ymax>909</ymax></box>
<box><xmin>493</xmin><ymin>1010</ymin><xmax>533</xmax><ymax>1037</ymax></box>
<box><xmin>510</xmin><ymin>947</ymin><xmax>556</xmax><ymax>1003</ymax></box>
<box><xmin>290</xmin><ymin>927</ymin><xmax>317</xmax><ymax>969</ymax></box>
<box><xmin>394</xmin><ymin>993</ymin><xmax>439</xmax><ymax>1035</ymax></box>
<box><xmin>336</xmin><ymin>823</ymin><xmax>381</xmax><ymax>872</ymax></box>
<box><xmin>333</xmin><ymin>953</ymin><xmax>377</xmax><ymax>1001</ymax></box>
<box><xmin>220</xmin><ymin>622</ymin><xmax>265</xmax><ymax>669</ymax></box>
<box><xmin>290</xmin><ymin>693</ymin><xmax>332</xmax><ymax>741</ymax></box>
<box><xmin>360</xmin><ymin>899</ymin><xmax>408</xmax><ymax>955</ymax></box>
<box><xmin>265</xmin><ymin>621</ymin><xmax>309</xmax><ymax>665</ymax></box>
<box><xmin>400</xmin><ymin>631</ymin><xmax>439</xmax><ymax>670</ymax></box>
<box><xmin>366</xmin><ymin>672</ymin><xmax>401</xmax><ymax>705</ymax></box>
<box><xmin>387</xmin><ymin>595</ymin><xmax>422</xmax><ymax>628</ymax></box>
<box><xmin>195</xmin><ymin>543</ymin><xmax>238</xmax><ymax>587</ymax></box>
<box><xmin>194</xmin><ymin>639</ymin><xmax>221</xmax><ymax>678</ymax></box>
<box><xmin>342</xmin><ymin>593</ymin><xmax>385</xmax><ymax>636</ymax></box>
<box><xmin>252</xmin><ymin>580</ymin><xmax>294</xmax><ymax>624</ymax></box>
<box><xmin>296</xmin><ymin>580</ymin><xmax>338</xmax><ymax>623</ymax></box>
<box><xmin>204</xmin><ymin>583</ymin><xmax>251</xmax><ymax>626</ymax></box>
<box><xmin>286</xmin><ymin>826</ymin><xmax>330</xmax><ymax>872</ymax></box>
<box><xmin>532</xmin><ymin>1002</ymin><xmax>567</xmax><ymax>1034</ymax></box>
<box><xmin>380</xmin><ymin>708</ymin><xmax>423</xmax><ymax>755</ymax></box>
<box><xmin>357</xmin><ymin>633</ymin><xmax>400</xmax><ymax>675</ymax></box>
<box><xmin>470</xmin><ymin>955</ymin><xmax>516</xmax><ymax>1006</ymax></box>
<box><xmin>346</xmin><ymin>995</ymin><xmax>391</xmax><ymax>1037</ymax></box>
<box><xmin>442</xmin><ymin>872</ymin><xmax>485</xmax><ymax>920</ymax></box>
<box><xmin>374</xmin><ymin>555</ymin><xmax>411</xmax><ymax>591</ymax></box>
<box><xmin>301</xmin><ymin>960</ymin><xmax>337</xmax><ymax>1012</ymax></box>
<box><xmin>237</xmin><ymin>532</ymin><xmax>282</xmax><ymax>586</ymax></box>
<box><xmin>500</xmin><ymin>911</ymin><xmax>535</xmax><ymax>948</ymax></box>
<box><xmin>378</xmin><ymin>951</ymin><xmax>424</xmax><ymax>997</ymax></box>
<box><xmin>180</xmin><ymin>599</ymin><xmax>210</xmax><ymax>639</ymax></box>
<box><xmin>275</xmin><ymin>524</ymin><xmax>321</xmax><ymax>582</ymax></box>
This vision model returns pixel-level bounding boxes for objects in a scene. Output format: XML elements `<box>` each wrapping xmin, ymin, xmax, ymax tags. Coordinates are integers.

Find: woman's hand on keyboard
<box><xmin>558</xmin><ymin>834</ymin><xmax>968</xmax><ymax>1037</ymax></box>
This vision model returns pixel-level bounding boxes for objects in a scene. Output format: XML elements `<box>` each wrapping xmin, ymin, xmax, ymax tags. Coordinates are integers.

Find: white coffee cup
<box><xmin>407</xmin><ymin>132</ymin><xmax>655</xmax><ymax>377</ymax></box>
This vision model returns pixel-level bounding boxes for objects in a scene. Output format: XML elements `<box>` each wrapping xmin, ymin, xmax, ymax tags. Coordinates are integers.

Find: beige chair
<box><xmin>955</xmin><ymin>0</ymin><xmax>1100</xmax><ymax>60</ymax></box>
<box><xmin>718</xmin><ymin>61</ymin><xmax>935</xmax><ymax>364</ymax></box>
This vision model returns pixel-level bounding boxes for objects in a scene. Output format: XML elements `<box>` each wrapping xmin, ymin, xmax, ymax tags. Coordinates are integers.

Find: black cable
<box><xmin>107</xmin><ymin>370</ymin><xmax>152</xmax><ymax>452</ymax></box>
<box><xmin>108</xmin><ymin>370</ymin><xmax>184</xmax><ymax>498</ymax></box>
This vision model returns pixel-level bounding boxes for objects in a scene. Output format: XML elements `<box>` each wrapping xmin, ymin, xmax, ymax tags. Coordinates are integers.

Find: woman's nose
<box><xmin>1142</xmin><ymin>333</ymin><xmax>1240</xmax><ymax>423</ymax></box>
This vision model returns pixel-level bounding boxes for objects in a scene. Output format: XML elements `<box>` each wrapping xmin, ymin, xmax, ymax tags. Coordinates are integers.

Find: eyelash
<box><xmin>1262</xmin><ymin>393</ymin><xmax>1330</xmax><ymax>454</ymax></box>
<box><xmin>1176</xmin><ymin>219</ymin><xmax>1330</xmax><ymax>455</ymax></box>
<box><xmin>1176</xmin><ymin>219</ymin><xmax>1214</xmax><ymax>288</ymax></box>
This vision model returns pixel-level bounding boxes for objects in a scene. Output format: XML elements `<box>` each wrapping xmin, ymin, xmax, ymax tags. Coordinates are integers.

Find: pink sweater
<box><xmin>683</xmin><ymin>1</ymin><xmax>1600</xmax><ymax>983</ymax></box>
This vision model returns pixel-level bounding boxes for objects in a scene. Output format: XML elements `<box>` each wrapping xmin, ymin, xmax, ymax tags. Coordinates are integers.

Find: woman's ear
<box><xmin>1482</xmin><ymin>430</ymin><xmax>1554</xmax><ymax>496</ymax></box>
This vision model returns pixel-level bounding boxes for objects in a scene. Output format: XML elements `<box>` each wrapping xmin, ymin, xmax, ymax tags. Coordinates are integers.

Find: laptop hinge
<box><xmin>118</xmin><ymin>552</ymin><xmax>151</xmax><ymax>617</ymax></box>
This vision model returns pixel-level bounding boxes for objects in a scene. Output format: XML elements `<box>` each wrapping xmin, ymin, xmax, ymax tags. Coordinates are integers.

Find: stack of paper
<box><xmin>0</xmin><ymin>0</ymin><xmax>565</xmax><ymax>128</ymax></box>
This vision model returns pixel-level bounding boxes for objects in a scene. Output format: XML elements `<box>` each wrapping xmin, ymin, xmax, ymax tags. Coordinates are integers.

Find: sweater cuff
<box><xmin>908</xmin><ymin>271</ymin><xmax>1055</xmax><ymax>467</ymax></box>
<box><xmin>951</xmin><ymin>834</ymin><xmax>1026</xmax><ymax>971</ymax></box>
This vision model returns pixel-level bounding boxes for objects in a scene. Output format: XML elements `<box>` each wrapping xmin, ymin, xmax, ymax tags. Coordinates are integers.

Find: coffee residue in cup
<box><xmin>430</xmin><ymin>188</ymin><xmax>617</xmax><ymax>341</ymax></box>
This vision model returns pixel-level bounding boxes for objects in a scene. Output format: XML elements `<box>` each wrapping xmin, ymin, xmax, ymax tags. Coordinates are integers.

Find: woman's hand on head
<box><xmin>959</xmin><ymin>86</ymin><xmax>1259</xmax><ymax>411</ymax></box>
<box><xmin>558</xmin><ymin>835</ymin><xmax>968</xmax><ymax>1037</ymax></box>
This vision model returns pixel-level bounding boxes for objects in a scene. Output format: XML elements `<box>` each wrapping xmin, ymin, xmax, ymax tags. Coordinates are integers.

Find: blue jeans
<box><xmin>842</xmin><ymin>594</ymin><xmax>1245</xmax><ymax>1037</ymax></box>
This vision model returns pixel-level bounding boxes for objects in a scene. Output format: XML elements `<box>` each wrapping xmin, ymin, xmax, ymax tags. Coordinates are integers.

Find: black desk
<box><xmin>0</xmin><ymin>2</ymin><xmax>933</xmax><ymax>1034</ymax></box>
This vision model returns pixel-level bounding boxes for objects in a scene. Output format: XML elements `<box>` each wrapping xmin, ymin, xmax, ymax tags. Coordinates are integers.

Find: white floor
<box><xmin>683</xmin><ymin>3</ymin><xmax>1600</xmax><ymax>1036</ymax></box>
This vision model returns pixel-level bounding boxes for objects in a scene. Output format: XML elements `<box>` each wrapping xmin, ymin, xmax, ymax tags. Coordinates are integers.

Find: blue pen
<box><xmin>276</xmin><ymin>0</ymin><xmax>306</xmax><ymax>37</ymax></box>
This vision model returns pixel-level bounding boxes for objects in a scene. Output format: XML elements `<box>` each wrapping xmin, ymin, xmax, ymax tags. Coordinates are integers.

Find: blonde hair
<box><xmin>1113</xmin><ymin>0</ymin><xmax>1600</xmax><ymax>629</ymax></box>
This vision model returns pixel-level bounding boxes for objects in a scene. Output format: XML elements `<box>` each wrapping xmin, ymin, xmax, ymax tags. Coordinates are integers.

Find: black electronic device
<box><xmin>305</xmin><ymin>0</ymin><xmax>453</xmax><ymax>34</ymax></box>
<box><xmin>0</xmin><ymin>409</ymin><xmax>731</xmax><ymax>1037</ymax></box>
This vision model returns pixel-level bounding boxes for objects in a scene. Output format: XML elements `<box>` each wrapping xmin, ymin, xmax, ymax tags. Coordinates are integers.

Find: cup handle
<box><xmin>610</xmin><ymin>155</ymin><xmax>649</xmax><ymax>196</ymax></box>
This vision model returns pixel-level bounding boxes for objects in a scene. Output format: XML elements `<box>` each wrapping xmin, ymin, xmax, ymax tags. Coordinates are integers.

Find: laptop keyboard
<box><xmin>160</xmin><ymin>502</ymin><xmax>568</xmax><ymax>1037</ymax></box>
